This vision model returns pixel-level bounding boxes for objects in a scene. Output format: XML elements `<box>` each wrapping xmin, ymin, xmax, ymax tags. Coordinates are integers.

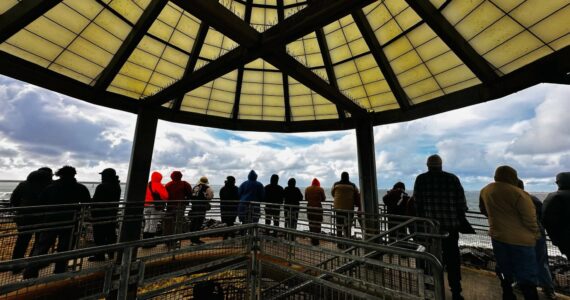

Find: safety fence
<box><xmin>0</xmin><ymin>201</ymin><xmax>445</xmax><ymax>299</ymax></box>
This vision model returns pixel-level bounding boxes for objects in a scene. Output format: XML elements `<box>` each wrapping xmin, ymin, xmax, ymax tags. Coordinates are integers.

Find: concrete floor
<box><xmin>445</xmin><ymin>267</ymin><xmax>569</xmax><ymax>300</ymax></box>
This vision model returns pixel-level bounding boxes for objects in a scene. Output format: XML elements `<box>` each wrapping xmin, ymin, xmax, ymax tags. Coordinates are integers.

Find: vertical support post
<box><xmin>355</xmin><ymin>120</ymin><xmax>379</xmax><ymax>239</ymax></box>
<box><xmin>119</xmin><ymin>108</ymin><xmax>158</xmax><ymax>243</ymax></box>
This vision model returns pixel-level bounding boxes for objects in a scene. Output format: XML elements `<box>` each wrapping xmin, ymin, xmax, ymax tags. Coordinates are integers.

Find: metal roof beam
<box><xmin>405</xmin><ymin>0</ymin><xmax>499</xmax><ymax>83</ymax></box>
<box><xmin>265</xmin><ymin>51</ymin><xmax>369</xmax><ymax>120</ymax></box>
<box><xmin>232</xmin><ymin>0</ymin><xmax>254</xmax><ymax>121</ymax></box>
<box><xmin>171</xmin><ymin>22</ymin><xmax>209</xmax><ymax>112</ymax></box>
<box><xmin>0</xmin><ymin>0</ymin><xmax>62</xmax><ymax>44</ymax></box>
<box><xmin>94</xmin><ymin>0</ymin><xmax>168</xmax><ymax>93</ymax></box>
<box><xmin>277</xmin><ymin>0</ymin><xmax>292</xmax><ymax>123</ymax></box>
<box><xmin>145</xmin><ymin>0</ymin><xmax>375</xmax><ymax>106</ymax></box>
<box><xmin>352</xmin><ymin>10</ymin><xmax>411</xmax><ymax>111</ymax></box>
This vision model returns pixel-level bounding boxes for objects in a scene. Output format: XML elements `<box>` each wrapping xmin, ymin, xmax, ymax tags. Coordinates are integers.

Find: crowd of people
<box><xmin>7</xmin><ymin>159</ymin><xmax>570</xmax><ymax>300</ymax></box>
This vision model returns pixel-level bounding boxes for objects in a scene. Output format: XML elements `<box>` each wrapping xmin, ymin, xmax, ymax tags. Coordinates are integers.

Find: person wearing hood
<box><xmin>284</xmin><ymin>178</ymin><xmax>303</xmax><ymax>233</ymax></box>
<box><xmin>10</xmin><ymin>169</ymin><xmax>52</xmax><ymax>265</ymax></box>
<box><xmin>383</xmin><ymin>182</ymin><xmax>411</xmax><ymax>239</ymax></box>
<box><xmin>89</xmin><ymin>168</ymin><xmax>121</xmax><ymax>261</ymax></box>
<box><xmin>189</xmin><ymin>176</ymin><xmax>214</xmax><ymax>244</ymax></box>
<box><xmin>542</xmin><ymin>172</ymin><xmax>570</xmax><ymax>258</ymax></box>
<box><xmin>332</xmin><ymin>172</ymin><xmax>359</xmax><ymax>240</ymax></box>
<box><xmin>23</xmin><ymin>166</ymin><xmax>91</xmax><ymax>279</ymax></box>
<box><xmin>143</xmin><ymin>171</ymin><xmax>169</xmax><ymax>244</ymax></box>
<box><xmin>164</xmin><ymin>171</ymin><xmax>192</xmax><ymax>243</ymax></box>
<box><xmin>238</xmin><ymin>170</ymin><xmax>264</xmax><ymax>224</ymax></box>
<box><xmin>264</xmin><ymin>174</ymin><xmax>284</xmax><ymax>229</ymax></box>
<box><xmin>220</xmin><ymin>176</ymin><xmax>239</xmax><ymax>239</ymax></box>
<box><xmin>480</xmin><ymin>166</ymin><xmax>540</xmax><ymax>300</ymax></box>
<box><xmin>413</xmin><ymin>155</ymin><xmax>467</xmax><ymax>300</ymax></box>
<box><xmin>305</xmin><ymin>178</ymin><xmax>326</xmax><ymax>246</ymax></box>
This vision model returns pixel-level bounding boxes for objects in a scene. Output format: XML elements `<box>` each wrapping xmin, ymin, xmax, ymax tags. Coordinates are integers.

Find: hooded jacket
<box><xmin>264</xmin><ymin>174</ymin><xmax>284</xmax><ymax>205</ymax></box>
<box><xmin>238</xmin><ymin>170</ymin><xmax>265</xmax><ymax>202</ymax></box>
<box><xmin>383</xmin><ymin>188</ymin><xmax>410</xmax><ymax>215</ymax></box>
<box><xmin>145</xmin><ymin>172</ymin><xmax>169</xmax><ymax>206</ymax></box>
<box><xmin>10</xmin><ymin>170</ymin><xmax>52</xmax><ymax>209</ymax></box>
<box><xmin>542</xmin><ymin>172</ymin><xmax>570</xmax><ymax>248</ymax></box>
<box><xmin>305</xmin><ymin>178</ymin><xmax>325</xmax><ymax>208</ymax></box>
<box><xmin>284</xmin><ymin>178</ymin><xmax>303</xmax><ymax>206</ymax></box>
<box><xmin>479</xmin><ymin>166</ymin><xmax>539</xmax><ymax>246</ymax></box>
<box><xmin>91</xmin><ymin>172</ymin><xmax>121</xmax><ymax>217</ymax></box>
<box><xmin>165</xmin><ymin>171</ymin><xmax>192</xmax><ymax>210</ymax></box>
<box><xmin>332</xmin><ymin>174</ymin><xmax>359</xmax><ymax>210</ymax></box>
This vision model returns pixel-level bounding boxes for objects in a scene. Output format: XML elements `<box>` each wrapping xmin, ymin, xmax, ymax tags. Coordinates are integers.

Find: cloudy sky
<box><xmin>0</xmin><ymin>74</ymin><xmax>569</xmax><ymax>192</ymax></box>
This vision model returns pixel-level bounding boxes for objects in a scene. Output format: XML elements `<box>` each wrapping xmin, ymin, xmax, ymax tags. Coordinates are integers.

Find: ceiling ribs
<box><xmin>232</xmin><ymin>0</ymin><xmax>253</xmax><ymax>120</ymax></box>
<box><xmin>0</xmin><ymin>0</ymin><xmax>63</xmax><ymax>44</ymax></box>
<box><xmin>277</xmin><ymin>0</ymin><xmax>292</xmax><ymax>123</ymax></box>
<box><xmin>93</xmin><ymin>0</ymin><xmax>169</xmax><ymax>94</ymax></box>
<box><xmin>145</xmin><ymin>0</ymin><xmax>375</xmax><ymax>119</ymax></box>
<box><xmin>405</xmin><ymin>0</ymin><xmax>499</xmax><ymax>83</ymax></box>
<box><xmin>352</xmin><ymin>9</ymin><xmax>411</xmax><ymax>111</ymax></box>
<box><xmin>171</xmin><ymin>22</ymin><xmax>209</xmax><ymax>112</ymax></box>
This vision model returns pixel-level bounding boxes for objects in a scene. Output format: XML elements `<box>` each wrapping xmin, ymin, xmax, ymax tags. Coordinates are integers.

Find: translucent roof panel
<box><xmin>0</xmin><ymin>0</ymin><xmax>567</xmax><ymax>132</ymax></box>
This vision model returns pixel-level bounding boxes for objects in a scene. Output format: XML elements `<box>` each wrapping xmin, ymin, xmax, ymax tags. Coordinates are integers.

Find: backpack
<box><xmin>191</xmin><ymin>184</ymin><xmax>211</xmax><ymax>210</ymax></box>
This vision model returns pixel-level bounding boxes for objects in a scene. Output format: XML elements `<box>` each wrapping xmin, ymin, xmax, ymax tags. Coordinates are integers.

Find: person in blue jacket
<box><xmin>238</xmin><ymin>170</ymin><xmax>264</xmax><ymax>224</ymax></box>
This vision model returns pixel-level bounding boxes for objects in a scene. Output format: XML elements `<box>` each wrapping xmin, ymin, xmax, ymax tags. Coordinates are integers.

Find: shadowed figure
<box><xmin>238</xmin><ymin>170</ymin><xmax>264</xmax><ymax>224</ymax></box>
<box><xmin>305</xmin><ymin>178</ymin><xmax>325</xmax><ymax>246</ymax></box>
<box><xmin>220</xmin><ymin>176</ymin><xmax>239</xmax><ymax>239</ymax></box>
<box><xmin>264</xmin><ymin>174</ymin><xmax>284</xmax><ymax>229</ymax></box>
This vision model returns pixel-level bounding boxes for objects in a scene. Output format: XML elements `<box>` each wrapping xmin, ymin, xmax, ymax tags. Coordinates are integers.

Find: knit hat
<box><xmin>426</xmin><ymin>155</ymin><xmax>442</xmax><ymax>168</ymax></box>
<box><xmin>199</xmin><ymin>176</ymin><xmax>209</xmax><ymax>184</ymax></box>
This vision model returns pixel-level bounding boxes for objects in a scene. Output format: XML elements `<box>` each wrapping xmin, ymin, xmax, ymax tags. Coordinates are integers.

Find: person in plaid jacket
<box><xmin>413</xmin><ymin>154</ymin><xmax>467</xmax><ymax>300</ymax></box>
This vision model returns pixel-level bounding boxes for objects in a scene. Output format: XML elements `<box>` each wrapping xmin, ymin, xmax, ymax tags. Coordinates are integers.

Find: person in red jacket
<box><xmin>144</xmin><ymin>172</ymin><xmax>168</xmax><ymax>244</ymax></box>
<box><xmin>164</xmin><ymin>171</ymin><xmax>192</xmax><ymax>247</ymax></box>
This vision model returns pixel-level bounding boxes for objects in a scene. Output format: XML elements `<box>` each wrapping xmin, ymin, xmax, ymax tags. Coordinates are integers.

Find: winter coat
<box><xmin>10</xmin><ymin>170</ymin><xmax>52</xmax><ymax>224</ymax></box>
<box><xmin>284</xmin><ymin>179</ymin><xmax>303</xmax><ymax>206</ymax></box>
<box><xmin>305</xmin><ymin>178</ymin><xmax>325</xmax><ymax>208</ymax></box>
<box><xmin>220</xmin><ymin>183</ymin><xmax>239</xmax><ymax>217</ymax></box>
<box><xmin>238</xmin><ymin>170</ymin><xmax>264</xmax><ymax>221</ymax></box>
<box><xmin>165</xmin><ymin>171</ymin><xmax>192</xmax><ymax>211</ymax></box>
<box><xmin>382</xmin><ymin>189</ymin><xmax>410</xmax><ymax>215</ymax></box>
<box><xmin>145</xmin><ymin>172</ymin><xmax>168</xmax><ymax>207</ymax></box>
<box><xmin>191</xmin><ymin>183</ymin><xmax>214</xmax><ymax>212</ymax></box>
<box><xmin>91</xmin><ymin>174</ymin><xmax>121</xmax><ymax>218</ymax></box>
<box><xmin>264</xmin><ymin>175</ymin><xmax>284</xmax><ymax>205</ymax></box>
<box><xmin>41</xmin><ymin>177</ymin><xmax>91</xmax><ymax>223</ymax></box>
<box><xmin>479</xmin><ymin>166</ymin><xmax>539</xmax><ymax>246</ymax></box>
<box><xmin>542</xmin><ymin>172</ymin><xmax>570</xmax><ymax>249</ymax></box>
<box><xmin>332</xmin><ymin>180</ymin><xmax>358</xmax><ymax>211</ymax></box>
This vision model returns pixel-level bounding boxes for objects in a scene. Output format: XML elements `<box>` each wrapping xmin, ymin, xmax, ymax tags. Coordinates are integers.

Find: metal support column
<box><xmin>355</xmin><ymin>120</ymin><xmax>379</xmax><ymax>239</ymax></box>
<box><xmin>115</xmin><ymin>108</ymin><xmax>158</xmax><ymax>300</ymax></box>
<box><xmin>119</xmin><ymin>108</ymin><xmax>158</xmax><ymax>243</ymax></box>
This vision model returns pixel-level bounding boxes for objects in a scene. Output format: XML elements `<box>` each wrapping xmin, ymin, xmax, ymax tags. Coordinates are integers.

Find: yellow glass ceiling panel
<box><xmin>107</xmin><ymin>85</ymin><xmax>140</xmax><ymax>99</ymax></box>
<box><xmin>483</xmin><ymin>31</ymin><xmax>545</xmax><ymax>70</ymax></box>
<box><xmin>67</xmin><ymin>38</ymin><xmax>112</xmax><ymax>68</ymax></box>
<box><xmin>434</xmin><ymin>65</ymin><xmax>477</xmax><ymax>88</ymax></box>
<box><xmin>369</xmin><ymin>94</ymin><xmax>399</xmax><ymax>110</ymax></box>
<box><xmin>0</xmin><ymin>0</ymin><xmax>18</xmax><ymax>15</ymax></box>
<box><xmin>413</xmin><ymin>89</ymin><xmax>445</xmax><ymax>104</ymax></box>
<box><xmin>26</xmin><ymin>17</ymin><xmax>76</xmax><ymax>48</ymax></box>
<box><xmin>394</xmin><ymin>7</ymin><xmax>421</xmax><ymax>31</ymax></box>
<box><xmin>240</xmin><ymin>105</ymin><xmax>262</xmax><ymax>116</ymax></box>
<box><xmin>199</xmin><ymin>29</ymin><xmax>238</xmax><ymax>60</ymax></box>
<box><xmin>44</xmin><ymin>4</ymin><xmax>90</xmax><ymax>35</ymax></box>
<box><xmin>5</xmin><ymin>30</ymin><xmax>63</xmax><ymax>62</ymax></box>
<box><xmin>491</xmin><ymin>0</ymin><xmax>524</xmax><ymax>12</ymax></box>
<box><xmin>406</xmin><ymin>24</ymin><xmax>435</xmax><ymax>47</ymax></box>
<box><xmin>397</xmin><ymin>64</ymin><xmax>431</xmax><ymax>87</ymax></box>
<box><xmin>0</xmin><ymin>43</ymin><xmax>50</xmax><ymax>67</ymax></box>
<box><xmin>530</xmin><ymin>5</ymin><xmax>570</xmax><ymax>46</ymax></box>
<box><xmin>81</xmin><ymin>23</ymin><xmax>123</xmax><ymax>54</ymax></box>
<box><xmin>443</xmin><ymin>78</ymin><xmax>481</xmax><ymax>94</ymax></box>
<box><xmin>287</xmin><ymin>32</ymin><xmax>324</xmax><ymax>68</ymax></box>
<box><xmin>92</xmin><ymin>9</ymin><xmax>131</xmax><ymax>39</ymax></box>
<box><xmin>469</xmin><ymin>16</ymin><xmax>524</xmax><ymax>55</ymax></box>
<box><xmin>498</xmin><ymin>46</ymin><xmax>552</xmax><ymax>74</ymax></box>
<box><xmin>219</xmin><ymin>0</ymin><xmax>246</xmax><ymax>21</ymax></box>
<box><xmin>148</xmin><ymin>19</ymin><xmax>176</xmax><ymax>44</ymax></box>
<box><xmin>64</xmin><ymin>0</ymin><xmax>103</xmax><ymax>20</ymax></box>
<box><xmin>510</xmin><ymin>0</ymin><xmax>568</xmax><ymax>27</ymax></box>
<box><xmin>455</xmin><ymin>1</ymin><xmax>503</xmax><ymax>40</ymax></box>
<box><xmin>383</xmin><ymin>37</ymin><xmax>413</xmax><ymax>61</ymax></box>
<box><xmin>441</xmin><ymin>0</ymin><xmax>484</xmax><ymax>25</ymax></box>
<box><xmin>424</xmin><ymin>51</ymin><xmax>462</xmax><ymax>75</ymax></box>
<box><xmin>49</xmin><ymin>64</ymin><xmax>92</xmax><ymax>85</ymax></box>
<box><xmin>108</xmin><ymin>0</ymin><xmax>149</xmax><ymax>24</ymax></box>
<box><xmin>324</xmin><ymin>15</ymin><xmax>367</xmax><ymax>64</ymax></box>
<box><xmin>405</xmin><ymin>78</ymin><xmax>443</xmax><ymax>102</ymax></box>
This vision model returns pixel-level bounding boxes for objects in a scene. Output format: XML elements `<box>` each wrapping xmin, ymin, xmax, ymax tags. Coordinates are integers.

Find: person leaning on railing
<box><xmin>164</xmin><ymin>171</ymin><xmax>192</xmax><ymax>248</ymax></box>
<box><xmin>331</xmin><ymin>171</ymin><xmax>359</xmax><ymax>243</ymax></box>
<box><xmin>143</xmin><ymin>171</ymin><xmax>168</xmax><ymax>247</ymax></box>
<box><xmin>263</xmin><ymin>174</ymin><xmax>284</xmax><ymax>233</ymax></box>
<box><xmin>542</xmin><ymin>172</ymin><xmax>570</xmax><ymax>260</ymax></box>
<box><xmin>305</xmin><ymin>178</ymin><xmax>325</xmax><ymax>246</ymax></box>
<box><xmin>188</xmin><ymin>176</ymin><xmax>214</xmax><ymax>245</ymax></box>
<box><xmin>220</xmin><ymin>176</ymin><xmax>239</xmax><ymax>239</ymax></box>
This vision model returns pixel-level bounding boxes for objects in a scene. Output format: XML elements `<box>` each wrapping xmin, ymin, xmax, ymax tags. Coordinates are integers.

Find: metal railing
<box><xmin>0</xmin><ymin>200</ymin><xmax>444</xmax><ymax>299</ymax></box>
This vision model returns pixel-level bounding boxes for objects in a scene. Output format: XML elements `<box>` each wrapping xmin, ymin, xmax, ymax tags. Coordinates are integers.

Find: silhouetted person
<box><xmin>305</xmin><ymin>178</ymin><xmax>325</xmax><ymax>246</ymax></box>
<box><xmin>23</xmin><ymin>166</ymin><xmax>91</xmax><ymax>279</ymax></box>
<box><xmin>89</xmin><ymin>168</ymin><xmax>121</xmax><ymax>262</ymax></box>
<box><xmin>238</xmin><ymin>170</ymin><xmax>264</xmax><ymax>224</ymax></box>
<box><xmin>189</xmin><ymin>176</ymin><xmax>213</xmax><ymax>244</ymax></box>
<box><xmin>220</xmin><ymin>176</ymin><xmax>239</xmax><ymax>239</ymax></box>
<box><xmin>383</xmin><ymin>182</ymin><xmax>411</xmax><ymax>239</ymax></box>
<box><xmin>164</xmin><ymin>171</ymin><xmax>192</xmax><ymax>246</ymax></box>
<box><xmin>332</xmin><ymin>172</ymin><xmax>359</xmax><ymax>241</ymax></box>
<box><xmin>542</xmin><ymin>172</ymin><xmax>570</xmax><ymax>259</ymax></box>
<box><xmin>518</xmin><ymin>180</ymin><xmax>556</xmax><ymax>299</ymax></box>
<box><xmin>413</xmin><ymin>155</ymin><xmax>466</xmax><ymax>300</ymax></box>
<box><xmin>264</xmin><ymin>174</ymin><xmax>284</xmax><ymax>230</ymax></box>
<box><xmin>144</xmin><ymin>171</ymin><xmax>168</xmax><ymax>244</ymax></box>
<box><xmin>10</xmin><ymin>169</ymin><xmax>52</xmax><ymax>270</ymax></box>
<box><xmin>480</xmin><ymin>166</ymin><xmax>540</xmax><ymax>300</ymax></box>
<box><xmin>284</xmin><ymin>178</ymin><xmax>302</xmax><ymax>233</ymax></box>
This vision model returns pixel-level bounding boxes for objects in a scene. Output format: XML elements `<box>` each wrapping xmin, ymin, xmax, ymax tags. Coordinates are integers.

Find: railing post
<box><xmin>117</xmin><ymin>246</ymin><xmax>135</xmax><ymax>300</ymax></box>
